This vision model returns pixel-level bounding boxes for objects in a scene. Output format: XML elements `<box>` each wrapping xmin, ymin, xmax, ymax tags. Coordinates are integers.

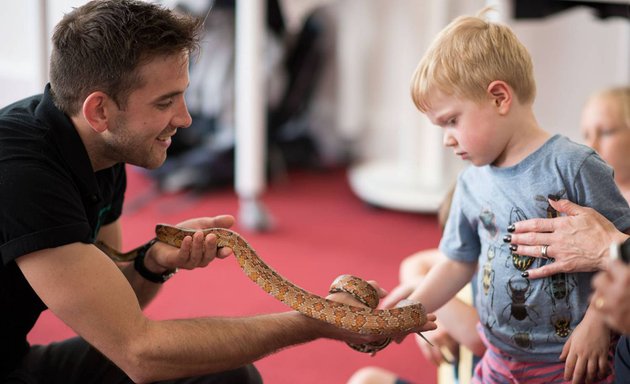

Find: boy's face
<box><xmin>425</xmin><ymin>89</ymin><xmax>509</xmax><ymax>167</ymax></box>
<box><xmin>104</xmin><ymin>52</ymin><xmax>193</xmax><ymax>170</ymax></box>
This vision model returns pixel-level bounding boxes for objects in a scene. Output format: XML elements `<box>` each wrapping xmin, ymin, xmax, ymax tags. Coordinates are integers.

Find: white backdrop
<box><xmin>0</xmin><ymin>0</ymin><xmax>628</xmax><ymax>212</ymax></box>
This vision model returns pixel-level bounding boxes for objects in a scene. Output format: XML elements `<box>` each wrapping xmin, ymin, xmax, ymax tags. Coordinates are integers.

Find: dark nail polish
<box><xmin>510</xmin><ymin>244</ymin><xmax>518</xmax><ymax>252</ymax></box>
<box><xmin>521</xmin><ymin>271</ymin><xmax>529</xmax><ymax>278</ymax></box>
<box><xmin>507</xmin><ymin>224</ymin><xmax>515</xmax><ymax>233</ymax></box>
<box><xmin>548</xmin><ymin>194</ymin><xmax>559</xmax><ymax>201</ymax></box>
<box><xmin>503</xmin><ymin>234</ymin><xmax>512</xmax><ymax>243</ymax></box>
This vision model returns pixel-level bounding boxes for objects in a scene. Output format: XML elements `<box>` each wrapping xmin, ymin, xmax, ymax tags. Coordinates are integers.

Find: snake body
<box><xmin>100</xmin><ymin>225</ymin><xmax>427</xmax><ymax>339</ymax></box>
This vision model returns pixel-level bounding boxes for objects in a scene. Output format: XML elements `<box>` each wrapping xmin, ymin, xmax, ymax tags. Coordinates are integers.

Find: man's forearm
<box><xmin>117</xmin><ymin>312</ymin><xmax>320</xmax><ymax>383</ymax></box>
<box><xmin>120</xmin><ymin>262</ymin><xmax>161</xmax><ymax>307</ymax></box>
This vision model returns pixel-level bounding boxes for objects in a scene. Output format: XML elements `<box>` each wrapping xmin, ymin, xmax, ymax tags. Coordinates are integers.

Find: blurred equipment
<box><xmin>150</xmin><ymin>0</ymin><xmax>344</xmax><ymax>195</ymax></box>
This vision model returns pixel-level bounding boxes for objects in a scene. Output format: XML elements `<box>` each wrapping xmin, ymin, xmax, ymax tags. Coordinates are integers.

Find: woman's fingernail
<box><xmin>507</xmin><ymin>224</ymin><xmax>515</xmax><ymax>233</ymax></box>
<box><xmin>548</xmin><ymin>194</ymin><xmax>559</xmax><ymax>201</ymax></box>
<box><xmin>510</xmin><ymin>244</ymin><xmax>518</xmax><ymax>252</ymax></box>
<box><xmin>503</xmin><ymin>234</ymin><xmax>512</xmax><ymax>243</ymax></box>
<box><xmin>521</xmin><ymin>271</ymin><xmax>529</xmax><ymax>278</ymax></box>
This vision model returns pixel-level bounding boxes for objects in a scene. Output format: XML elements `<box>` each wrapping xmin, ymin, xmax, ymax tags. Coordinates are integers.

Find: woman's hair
<box><xmin>50</xmin><ymin>0</ymin><xmax>203</xmax><ymax>115</ymax></box>
<box><xmin>411</xmin><ymin>7</ymin><xmax>536</xmax><ymax>112</ymax></box>
<box><xmin>589</xmin><ymin>86</ymin><xmax>630</xmax><ymax>129</ymax></box>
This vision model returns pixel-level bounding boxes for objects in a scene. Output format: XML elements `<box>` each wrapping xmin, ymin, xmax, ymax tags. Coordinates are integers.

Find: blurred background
<box><xmin>1</xmin><ymin>1</ymin><xmax>628</xmax><ymax>383</ymax></box>
<box><xmin>0</xmin><ymin>1</ymin><xmax>628</xmax><ymax>216</ymax></box>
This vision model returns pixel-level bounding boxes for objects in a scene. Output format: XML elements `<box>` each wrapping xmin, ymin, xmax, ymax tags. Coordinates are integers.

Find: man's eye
<box><xmin>157</xmin><ymin>100</ymin><xmax>173</xmax><ymax>109</ymax></box>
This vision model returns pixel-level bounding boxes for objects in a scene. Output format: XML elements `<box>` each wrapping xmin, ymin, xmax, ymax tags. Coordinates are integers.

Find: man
<box><xmin>0</xmin><ymin>1</ymin><xmax>435</xmax><ymax>382</ymax></box>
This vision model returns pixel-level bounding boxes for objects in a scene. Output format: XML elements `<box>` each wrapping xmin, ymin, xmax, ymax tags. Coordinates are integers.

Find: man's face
<box><xmin>103</xmin><ymin>52</ymin><xmax>192</xmax><ymax>169</ymax></box>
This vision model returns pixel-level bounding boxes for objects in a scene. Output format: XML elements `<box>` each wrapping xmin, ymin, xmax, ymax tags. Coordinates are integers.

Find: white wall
<box><xmin>511</xmin><ymin>6</ymin><xmax>629</xmax><ymax>143</ymax></box>
<box><xmin>0</xmin><ymin>0</ymin><xmax>86</xmax><ymax>107</ymax></box>
<box><xmin>0</xmin><ymin>1</ymin><xmax>45</xmax><ymax>106</ymax></box>
<box><xmin>332</xmin><ymin>0</ymin><xmax>628</xmax><ymax>211</ymax></box>
<box><xmin>1</xmin><ymin>0</ymin><xmax>628</xmax><ymax>146</ymax></box>
<box><xmin>333</xmin><ymin>0</ymin><xmax>629</xmax><ymax>161</ymax></box>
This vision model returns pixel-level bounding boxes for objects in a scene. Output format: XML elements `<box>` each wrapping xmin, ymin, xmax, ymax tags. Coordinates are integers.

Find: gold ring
<box><xmin>594</xmin><ymin>297</ymin><xmax>605</xmax><ymax>309</ymax></box>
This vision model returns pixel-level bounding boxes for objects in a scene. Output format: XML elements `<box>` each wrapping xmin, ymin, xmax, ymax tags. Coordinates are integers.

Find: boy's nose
<box><xmin>584</xmin><ymin>135</ymin><xmax>598</xmax><ymax>152</ymax></box>
<box><xmin>443</xmin><ymin>131</ymin><xmax>457</xmax><ymax>147</ymax></box>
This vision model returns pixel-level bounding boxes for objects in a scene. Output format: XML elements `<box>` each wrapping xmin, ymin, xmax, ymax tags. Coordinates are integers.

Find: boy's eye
<box><xmin>447</xmin><ymin>118</ymin><xmax>457</xmax><ymax>126</ymax></box>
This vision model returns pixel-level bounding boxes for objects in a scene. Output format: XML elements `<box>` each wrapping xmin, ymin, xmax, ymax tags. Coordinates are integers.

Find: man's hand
<box><xmin>144</xmin><ymin>215</ymin><xmax>235</xmax><ymax>272</ymax></box>
<box><xmin>322</xmin><ymin>280</ymin><xmax>437</xmax><ymax>347</ymax></box>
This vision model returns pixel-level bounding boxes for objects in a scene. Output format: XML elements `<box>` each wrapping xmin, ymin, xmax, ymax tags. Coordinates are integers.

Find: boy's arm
<box><xmin>560</xmin><ymin>305</ymin><xmax>611</xmax><ymax>383</ymax></box>
<box><xmin>406</xmin><ymin>258</ymin><xmax>477</xmax><ymax>313</ymax></box>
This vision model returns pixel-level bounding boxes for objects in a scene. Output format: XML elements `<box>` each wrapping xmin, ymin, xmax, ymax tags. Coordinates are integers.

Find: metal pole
<box><xmin>234</xmin><ymin>0</ymin><xmax>273</xmax><ymax>231</ymax></box>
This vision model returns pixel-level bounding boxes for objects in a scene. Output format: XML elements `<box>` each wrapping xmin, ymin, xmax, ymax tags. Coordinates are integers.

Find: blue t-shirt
<box><xmin>439</xmin><ymin>135</ymin><xmax>630</xmax><ymax>362</ymax></box>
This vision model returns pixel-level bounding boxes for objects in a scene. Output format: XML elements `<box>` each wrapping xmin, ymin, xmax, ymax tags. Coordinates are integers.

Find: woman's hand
<box><xmin>506</xmin><ymin>199</ymin><xmax>628</xmax><ymax>279</ymax></box>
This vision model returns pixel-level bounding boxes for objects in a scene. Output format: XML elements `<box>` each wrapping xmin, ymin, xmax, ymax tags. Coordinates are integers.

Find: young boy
<box><xmin>400</xmin><ymin>8</ymin><xmax>630</xmax><ymax>383</ymax></box>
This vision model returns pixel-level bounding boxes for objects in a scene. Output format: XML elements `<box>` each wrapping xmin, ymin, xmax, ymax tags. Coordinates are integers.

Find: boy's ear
<box><xmin>82</xmin><ymin>91</ymin><xmax>113</xmax><ymax>133</ymax></box>
<box><xmin>487</xmin><ymin>81</ymin><xmax>512</xmax><ymax>115</ymax></box>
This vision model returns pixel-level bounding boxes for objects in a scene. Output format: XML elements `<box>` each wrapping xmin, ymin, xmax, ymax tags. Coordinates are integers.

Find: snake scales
<box><xmin>98</xmin><ymin>224</ymin><xmax>428</xmax><ymax>353</ymax></box>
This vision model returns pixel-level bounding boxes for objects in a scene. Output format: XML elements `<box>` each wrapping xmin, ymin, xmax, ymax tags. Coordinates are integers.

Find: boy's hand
<box><xmin>380</xmin><ymin>283</ymin><xmax>415</xmax><ymax>309</ymax></box>
<box><xmin>559</xmin><ymin>309</ymin><xmax>610</xmax><ymax>383</ymax></box>
<box><xmin>415</xmin><ymin>328</ymin><xmax>458</xmax><ymax>366</ymax></box>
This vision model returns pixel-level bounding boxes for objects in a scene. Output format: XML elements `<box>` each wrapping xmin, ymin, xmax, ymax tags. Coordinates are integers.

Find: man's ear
<box><xmin>82</xmin><ymin>92</ymin><xmax>112</xmax><ymax>133</ymax></box>
<box><xmin>487</xmin><ymin>80</ymin><xmax>512</xmax><ymax>115</ymax></box>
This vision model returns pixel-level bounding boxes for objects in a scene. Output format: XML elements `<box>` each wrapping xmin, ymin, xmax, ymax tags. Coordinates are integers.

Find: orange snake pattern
<box><xmin>99</xmin><ymin>224</ymin><xmax>428</xmax><ymax>352</ymax></box>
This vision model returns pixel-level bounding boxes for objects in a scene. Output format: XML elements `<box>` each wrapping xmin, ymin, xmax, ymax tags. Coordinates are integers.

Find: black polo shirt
<box><xmin>0</xmin><ymin>84</ymin><xmax>126</xmax><ymax>377</ymax></box>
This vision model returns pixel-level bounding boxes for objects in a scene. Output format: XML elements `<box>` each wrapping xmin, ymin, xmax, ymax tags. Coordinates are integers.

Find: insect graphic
<box><xmin>512</xmin><ymin>328</ymin><xmax>534</xmax><ymax>349</ymax></box>
<box><xmin>483</xmin><ymin>313</ymin><xmax>498</xmax><ymax>338</ymax></box>
<box><xmin>544</xmin><ymin>272</ymin><xmax>576</xmax><ymax>307</ymax></box>
<box><xmin>502</xmin><ymin>276</ymin><xmax>539</xmax><ymax>324</ymax></box>
<box><xmin>482</xmin><ymin>246</ymin><xmax>496</xmax><ymax>303</ymax></box>
<box><xmin>507</xmin><ymin>207</ymin><xmax>536</xmax><ymax>271</ymax></box>
<box><xmin>479</xmin><ymin>207</ymin><xmax>498</xmax><ymax>238</ymax></box>
<box><xmin>534</xmin><ymin>189</ymin><xmax>566</xmax><ymax>218</ymax></box>
<box><xmin>550</xmin><ymin>313</ymin><xmax>572</xmax><ymax>339</ymax></box>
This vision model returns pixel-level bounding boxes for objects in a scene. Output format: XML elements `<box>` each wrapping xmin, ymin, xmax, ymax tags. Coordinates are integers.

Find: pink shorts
<box><xmin>472</xmin><ymin>323</ymin><xmax>614</xmax><ymax>384</ymax></box>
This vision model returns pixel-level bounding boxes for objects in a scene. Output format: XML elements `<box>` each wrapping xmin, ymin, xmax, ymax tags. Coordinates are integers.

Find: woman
<box><xmin>509</xmin><ymin>86</ymin><xmax>630</xmax><ymax>381</ymax></box>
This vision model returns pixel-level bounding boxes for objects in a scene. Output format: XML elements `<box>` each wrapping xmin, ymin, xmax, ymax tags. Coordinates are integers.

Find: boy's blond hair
<box><xmin>411</xmin><ymin>8</ymin><xmax>536</xmax><ymax>113</ymax></box>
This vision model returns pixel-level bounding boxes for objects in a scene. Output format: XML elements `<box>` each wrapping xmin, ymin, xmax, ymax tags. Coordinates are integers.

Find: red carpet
<box><xmin>27</xmin><ymin>166</ymin><xmax>441</xmax><ymax>384</ymax></box>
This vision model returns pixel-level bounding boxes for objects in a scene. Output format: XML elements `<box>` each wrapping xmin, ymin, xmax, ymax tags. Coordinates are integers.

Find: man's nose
<box><xmin>173</xmin><ymin>100</ymin><xmax>193</xmax><ymax>129</ymax></box>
